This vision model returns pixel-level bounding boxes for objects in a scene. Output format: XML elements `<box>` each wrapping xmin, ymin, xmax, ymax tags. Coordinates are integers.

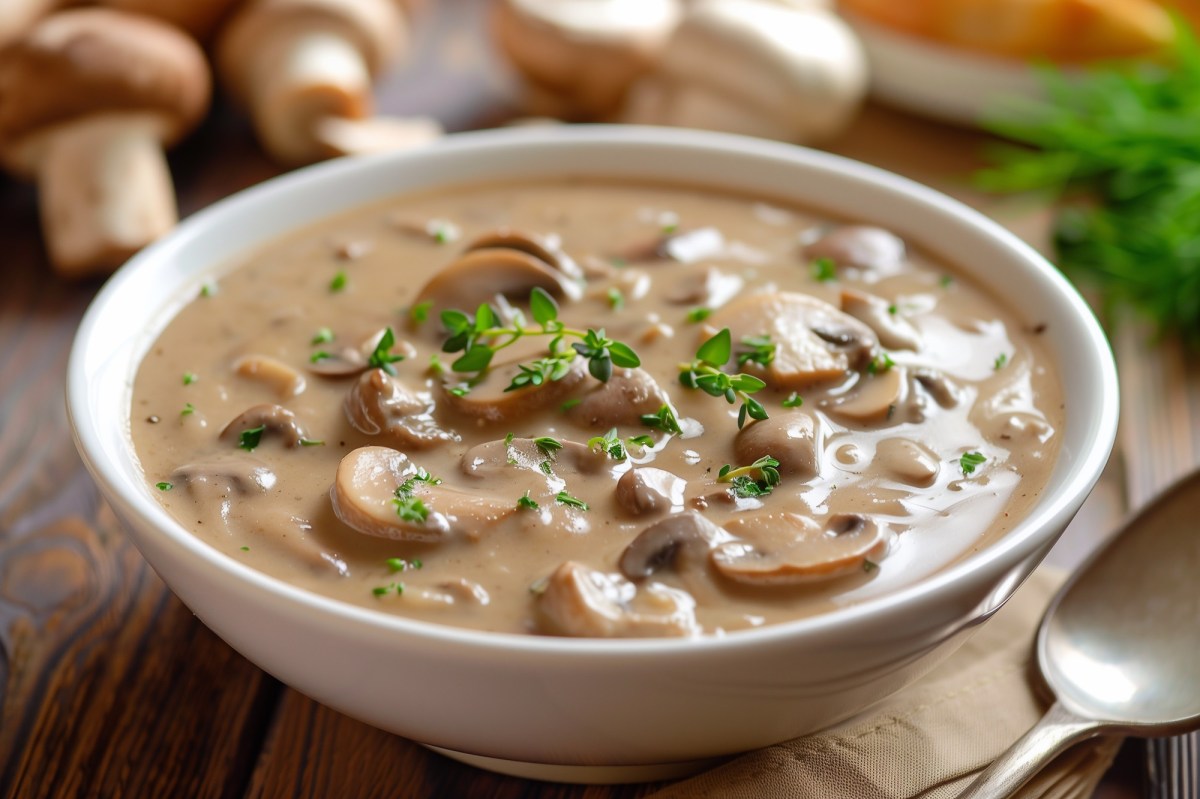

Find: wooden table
<box><xmin>2</xmin><ymin>1</ymin><xmax>1192</xmax><ymax>795</ymax></box>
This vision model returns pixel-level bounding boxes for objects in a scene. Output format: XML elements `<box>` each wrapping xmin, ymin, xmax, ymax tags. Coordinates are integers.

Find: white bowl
<box><xmin>67</xmin><ymin>126</ymin><xmax>1118</xmax><ymax>783</ymax></box>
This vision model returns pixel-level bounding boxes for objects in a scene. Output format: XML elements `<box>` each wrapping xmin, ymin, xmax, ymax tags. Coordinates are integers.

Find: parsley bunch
<box><xmin>977</xmin><ymin>23</ymin><xmax>1200</xmax><ymax>345</ymax></box>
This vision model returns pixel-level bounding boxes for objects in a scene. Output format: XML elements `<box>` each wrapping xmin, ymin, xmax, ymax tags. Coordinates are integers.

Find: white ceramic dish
<box><xmin>843</xmin><ymin>12</ymin><xmax>1056</xmax><ymax>126</ymax></box>
<box><xmin>67</xmin><ymin>126</ymin><xmax>1118</xmax><ymax>783</ymax></box>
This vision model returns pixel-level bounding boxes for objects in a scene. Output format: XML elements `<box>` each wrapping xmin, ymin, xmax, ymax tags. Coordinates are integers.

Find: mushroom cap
<box><xmin>0</xmin><ymin>8</ymin><xmax>211</xmax><ymax>175</ymax></box>
<box><xmin>100</xmin><ymin>0</ymin><xmax>243</xmax><ymax>41</ymax></box>
<box><xmin>712</xmin><ymin>512</ymin><xmax>887</xmax><ymax>585</ymax></box>
<box><xmin>217</xmin><ymin>0</ymin><xmax>406</xmax><ymax>103</ymax></box>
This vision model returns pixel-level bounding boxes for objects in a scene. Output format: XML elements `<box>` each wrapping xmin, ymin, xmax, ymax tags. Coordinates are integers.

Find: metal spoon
<box><xmin>957</xmin><ymin>468</ymin><xmax>1200</xmax><ymax>798</ymax></box>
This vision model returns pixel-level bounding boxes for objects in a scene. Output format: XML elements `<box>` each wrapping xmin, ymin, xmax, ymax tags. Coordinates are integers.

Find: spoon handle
<box><xmin>954</xmin><ymin>701</ymin><xmax>1106</xmax><ymax>799</ymax></box>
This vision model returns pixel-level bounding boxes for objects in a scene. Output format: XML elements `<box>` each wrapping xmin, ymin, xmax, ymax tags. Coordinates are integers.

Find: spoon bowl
<box><xmin>960</xmin><ymin>468</ymin><xmax>1200</xmax><ymax>797</ymax></box>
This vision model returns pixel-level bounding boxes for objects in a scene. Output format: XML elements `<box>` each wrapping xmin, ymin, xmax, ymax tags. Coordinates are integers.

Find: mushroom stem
<box><xmin>245</xmin><ymin>23</ymin><xmax>373</xmax><ymax>164</ymax></box>
<box><xmin>37</xmin><ymin>113</ymin><xmax>176</xmax><ymax>276</ymax></box>
<box><xmin>312</xmin><ymin>115</ymin><xmax>443</xmax><ymax>158</ymax></box>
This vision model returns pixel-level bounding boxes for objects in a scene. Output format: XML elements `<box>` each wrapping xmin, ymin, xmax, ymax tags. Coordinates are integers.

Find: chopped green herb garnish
<box><xmin>238</xmin><ymin>425</ymin><xmax>266</xmax><ymax>451</ymax></box>
<box><xmin>367</xmin><ymin>326</ymin><xmax>406</xmax><ymax>375</ymax></box>
<box><xmin>200</xmin><ymin>282</ymin><xmax>216</xmax><ymax>297</ymax></box>
<box><xmin>180</xmin><ymin>403</ymin><xmax>195</xmax><ymax>417</ymax></box>
<box><xmin>609</xmin><ymin>256</ymin><xmax>627</xmax><ymax>268</ymax></box>
<box><xmin>887</xmin><ymin>304</ymin><xmax>898</xmax><ymax>315</ymax></box>
<box><xmin>717</xmin><ymin>455</ymin><xmax>782</xmax><ymax>498</ymax></box>
<box><xmin>736</xmin><ymin>334</ymin><xmax>776</xmax><ymax>368</ymax></box>
<box><xmin>432</xmin><ymin>222</ymin><xmax>458</xmax><ymax>244</ymax></box>
<box><xmin>863</xmin><ymin>559</ymin><xmax>878</xmax><ymax>573</ymax></box>
<box><xmin>782</xmin><ymin>392</ymin><xmax>804</xmax><ymax>408</ymax></box>
<box><xmin>182</xmin><ymin>372</ymin><xmax>197</xmax><ymax>386</ymax></box>
<box><xmin>241</xmin><ymin>546</ymin><xmax>250</xmax><ymax>552</ymax></box>
<box><xmin>504</xmin><ymin>432</ymin><xmax>515</xmax><ymax>446</ymax></box>
<box><xmin>606</xmin><ymin>287</ymin><xmax>625</xmax><ymax>310</ymax></box>
<box><xmin>686</xmin><ymin>306</ymin><xmax>712</xmax><ymax>323</ymax></box>
<box><xmin>329</xmin><ymin>270</ymin><xmax>348</xmax><ymax>292</ymax></box>
<box><xmin>538</xmin><ymin>460</ymin><xmax>554</xmax><ymax>476</ymax></box>
<box><xmin>517</xmin><ymin>491</ymin><xmax>540</xmax><ymax>510</ymax></box>
<box><xmin>372</xmin><ymin>586</ymin><xmax>389</xmax><ymax>596</ymax></box>
<box><xmin>533</xmin><ymin>436</ymin><xmax>563</xmax><ymax>456</ymax></box>
<box><xmin>679</xmin><ymin>328</ymin><xmax>769</xmax><ymax>429</ymax></box>
<box><xmin>448</xmin><ymin>385</ymin><xmax>470</xmax><ymax>397</ymax></box>
<box><xmin>310</xmin><ymin>350</ymin><xmax>331</xmax><ymax>363</ymax></box>
<box><xmin>428</xmin><ymin>354</ymin><xmax>445</xmax><ymax>376</ymax></box>
<box><xmin>867</xmin><ymin>352</ymin><xmax>896</xmax><ymax>375</ymax></box>
<box><xmin>386</xmin><ymin>557</ymin><xmax>421</xmax><ymax>573</ymax></box>
<box><xmin>560</xmin><ymin>398</ymin><xmax>581</xmax><ymax>411</ymax></box>
<box><xmin>393</xmin><ymin>494</ymin><xmax>429</xmax><ymax>524</ymax></box>
<box><xmin>372</xmin><ymin>582</ymin><xmax>405</xmax><ymax>597</ymax></box>
<box><xmin>555</xmin><ymin>490</ymin><xmax>589</xmax><ymax>510</ymax></box>
<box><xmin>994</xmin><ymin>353</ymin><xmax>1009</xmax><ymax>370</ymax></box>
<box><xmin>587</xmin><ymin>428</ymin><xmax>628</xmax><ymax>461</ymax></box>
<box><xmin>626</xmin><ymin>434</ymin><xmax>656</xmax><ymax>449</ymax></box>
<box><xmin>311</xmin><ymin>327</ymin><xmax>334</xmax><ymax>345</ymax></box>
<box><xmin>299</xmin><ymin>438</ymin><xmax>325</xmax><ymax>446</ymax></box>
<box><xmin>641</xmin><ymin>403</ymin><xmax>682</xmax><ymax>435</ymax></box>
<box><xmin>811</xmin><ymin>257</ymin><xmax>837</xmax><ymax>282</ymax></box>
<box><xmin>155</xmin><ymin>481</ymin><xmax>173</xmax><ymax>491</ymax></box>
<box><xmin>959</xmin><ymin>451</ymin><xmax>987</xmax><ymax>475</ymax></box>
<box><xmin>939</xmin><ymin>275</ymin><xmax>953</xmax><ymax>288</ymax></box>
<box><xmin>410</xmin><ymin>300</ymin><xmax>433</xmax><ymax>324</ymax></box>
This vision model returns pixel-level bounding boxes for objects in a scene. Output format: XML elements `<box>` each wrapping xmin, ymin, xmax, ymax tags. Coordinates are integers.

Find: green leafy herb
<box><xmin>811</xmin><ymin>257</ymin><xmax>837</xmax><ymax>282</ymax></box>
<box><xmin>392</xmin><ymin>468</ymin><xmax>441</xmax><ymax>523</ymax></box>
<box><xmin>299</xmin><ymin>438</ymin><xmax>325</xmax><ymax>447</ymax></box>
<box><xmin>863</xmin><ymin>559</ymin><xmax>879</xmax><ymax>573</ymax></box>
<box><xmin>311</xmin><ymin>327</ymin><xmax>334</xmax><ymax>345</ymax></box>
<box><xmin>959</xmin><ymin>451</ymin><xmax>987</xmax><ymax>476</ymax></box>
<box><xmin>977</xmin><ymin>26</ymin><xmax>1200</xmax><ymax>344</ymax></box>
<box><xmin>372</xmin><ymin>582</ymin><xmax>405</xmax><ymax>597</ymax></box>
<box><xmin>155</xmin><ymin>481</ymin><xmax>173</xmax><ymax>491</ymax></box>
<box><xmin>626</xmin><ymin>434</ymin><xmax>656</xmax><ymax>449</ymax></box>
<box><xmin>587</xmin><ymin>428</ymin><xmax>628</xmax><ymax>460</ymax></box>
<box><xmin>428</xmin><ymin>354</ymin><xmax>445</xmax><ymax>376</ymax></box>
<box><xmin>533</xmin><ymin>436</ymin><xmax>563</xmax><ymax>455</ymax></box>
<box><xmin>538</xmin><ymin>460</ymin><xmax>554</xmax><ymax>476</ymax></box>
<box><xmin>517</xmin><ymin>491</ymin><xmax>540</xmax><ymax>510</ymax></box>
<box><xmin>866</xmin><ymin>352</ymin><xmax>895</xmax><ymax>375</ymax></box>
<box><xmin>641</xmin><ymin>403</ymin><xmax>682</xmax><ymax>435</ymax></box>
<box><xmin>555</xmin><ymin>490</ymin><xmax>589</xmax><ymax>511</ymax></box>
<box><xmin>410</xmin><ymin>301</ymin><xmax>433</xmax><ymax>324</ymax></box>
<box><xmin>606</xmin><ymin>287</ymin><xmax>625</xmax><ymax>310</ymax></box>
<box><xmin>686</xmin><ymin>306</ymin><xmax>712</xmax><ymax>323</ymax></box>
<box><xmin>782</xmin><ymin>392</ymin><xmax>804</xmax><ymax>408</ymax></box>
<box><xmin>736</xmin><ymin>334</ymin><xmax>776</xmax><ymax>368</ymax></box>
<box><xmin>432</xmin><ymin>221</ymin><xmax>459</xmax><ymax>244</ymax></box>
<box><xmin>329</xmin><ymin>270</ymin><xmax>348</xmax><ymax>292</ymax></box>
<box><xmin>560</xmin><ymin>398</ymin><xmax>581</xmax><ymax>411</ymax></box>
<box><xmin>440</xmin><ymin>288</ymin><xmax>640</xmax><ymax>389</ymax></box>
<box><xmin>310</xmin><ymin>350</ymin><xmax>331</xmax><ymax>363</ymax></box>
<box><xmin>200</xmin><ymin>282</ymin><xmax>216</xmax><ymax>297</ymax></box>
<box><xmin>386</xmin><ymin>557</ymin><xmax>421</xmax><ymax>573</ymax></box>
<box><xmin>180</xmin><ymin>403</ymin><xmax>195</xmax><ymax>417</ymax></box>
<box><xmin>994</xmin><ymin>353</ymin><xmax>1009</xmax><ymax>370</ymax></box>
<box><xmin>238</xmin><ymin>425</ymin><xmax>266</xmax><ymax>451</ymax></box>
<box><xmin>182</xmin><ymin>371</ymin><xmax>197</xmax><ymax>386</ymax></box>
<box><xmin>678</xmin><ymin>328</ymin><xmax>769</xmax><ymax>428</ymax></box>
<box><xmin>367</xmin><ymin>326</ymin><xmax>406</xmax><ymax>375</ymax></box>
<box><xmin>887</xmin><ymin>304</ymin><xmax>898</xmax><ymax>315</ymax></box>
<box><xmin>448</xmin><ymin>385</ymin><xmax>469</xmax><ymax>397</ymax></box>
<box><xmin>939</xmin><ymin>275</ymin><xmax>953</xmax><ymax>288</ymax></box>
<box><xmin>241</xmin><ymin>546</ymin><xmax>250</xmax><ymax>552</ymax></box>
<box><xmin>717</xmin><ymin>455</ymin><xmax>782</xmax><ymax>498</ymax></box>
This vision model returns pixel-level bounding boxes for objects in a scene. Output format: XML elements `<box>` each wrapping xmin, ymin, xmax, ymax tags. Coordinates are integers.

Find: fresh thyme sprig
<box><xmin>679</xmin><ymin>328</ymin><xmax>769</xmax><ymax>428</ymax></box>
<box><xmin>717</xmin><ymin>455</ymin><xmax>781</xmax><ymax>498</ymax></box>
<box><xmin>440</xmin><ymin>288</ymin><xmax>641</xmax><ymax>389</ymax></box>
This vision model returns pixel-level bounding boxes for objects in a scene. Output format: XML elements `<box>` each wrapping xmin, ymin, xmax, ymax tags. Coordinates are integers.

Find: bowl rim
<box><xmin>67</xmin><ymin>124</ymin><xmax>1119</xmax><ymax>657</ymax></box>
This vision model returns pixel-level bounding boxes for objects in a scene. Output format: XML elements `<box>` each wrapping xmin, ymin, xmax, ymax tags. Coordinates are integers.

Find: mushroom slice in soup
<box><xmin>308</xmin><ymin>329</ymin><xmax>417</xmax><ymax>378</ymax></box>
<box><xmin>617</xmin><ymin>226</ymin><xmax>724</xmax><ymax>264</ymax></box>
<box><xmin>232</xmin><ymin>354</ymin><xmax>307</xmax><ymax>398</ymax></box>
<box><xmin>219</xmin><ymin>404</ymin><xmax>310</xmax><ymax>448</ymax></box>
<box><xmin>344</xmin><ymin>369</ymin><xmax>459</xmax><ymax>449</ymax></box>
<box><xmin>734</xmin><ymin>411</ymin><xmax>821</xmax><ymax>479</ymax></box>
<box><xmin>874</xmin><ymin>438</ymin><xmax>940</xmax><ymax>487</ymax></box>
<box><xmin>839</xmin><ymin>289</ymin><xmax>922</xmax><ymax>351</ymax></box>
<box><xmin>804</xmin><ymin>225</ymin><xmax>906</xmax><ymax>277</ymax></box>
<box><xmin>331</xmin><ymin>446</ymin><xmax>514</xmax><ymax>542</ymax></box>
<box><xmin>535</xmin><ymin>561</ymin><xmax>699</xmax><ymax>638</ymax></box>
<box><xmin>461</xmin><ymin>436</ymin><xmax>609</xmax><ymax>479</ymax></box>
<box><xmin>826</xmin><ymin>367</ymin><xmax>905</xmax><ymax>423</ymax></box>
<box><xmin>168</xmin><ymin>454</ymin><xmax>277</xmax><ymax>533</ymax></box>
<box><xmin>442</xmin><ymin>355</ymin><xmax>588</xmax><ymax>423</ymax></box>
<box><xmin>615</xmin><ymin>467</ymin><xmax>687</xmax><ymax>517</ymax></box>
<box><xmin>564</xmin><ymin>367</ymin><xmax>668</xmax><ymax>427</ymax></box>
<box><xmin>464</xmin><ymin>228</ymin><xmax>583</xmax><ymax>280</ymax></box>
<box><xmin>706</xmin><ymin>292</ymin><xmax>876</xmax><ymax>388</ymax></box>
<box><xmin>413</xmin><ymin>246</ymin><xmax>582</xmax><ymax>314</ymax></box>
<box><xmin>712</xmin><ymin>512</ymin><xmax>888</xmax><ymax>585</ymax></box>
<box><xmin>619</xmin><ymin>511</ymin><xmax>732</xmax><ymax>579</ymax></box>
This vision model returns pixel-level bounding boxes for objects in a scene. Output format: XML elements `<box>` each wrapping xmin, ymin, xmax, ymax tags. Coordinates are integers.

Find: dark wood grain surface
<box><xmin>0</xmin><ymin>0</ymin><xmax>1174</xmax><ymax>796</ymax></box>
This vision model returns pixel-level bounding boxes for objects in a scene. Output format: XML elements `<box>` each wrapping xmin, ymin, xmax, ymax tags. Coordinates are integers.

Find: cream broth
<box><xmin>131</xmin><ymin>180</ymin><xmax>1062</xmax><ymax>637</ymax></box>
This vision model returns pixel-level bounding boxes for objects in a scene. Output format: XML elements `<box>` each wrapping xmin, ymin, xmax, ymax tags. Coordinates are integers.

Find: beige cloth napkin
<box><xmin>648</xmin><ymin>567</ymin><xmax>1122</xmax><ymax>799</ymax></box>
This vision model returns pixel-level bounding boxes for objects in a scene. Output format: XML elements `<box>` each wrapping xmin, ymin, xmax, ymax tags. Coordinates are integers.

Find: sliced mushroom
<box><xmin>219</xmin><ymin>404</ymin><xmax>310</xmax><ymax>448</ymax></box>
<box><xmin>826</xmin><ymin>367</ymin><xmax>904</xmax><ymax>423</ymax></box>
<box><xmin>534</xmin><ymin>561</ymin><xmax>698</xmax><ymax>638</ymax></box>
<box><xmin>706</xmin><ymin>292</ymin><xmax>877</xmax><ymax>388</ymax></box>
<box><xmin>619</xmin><ymin>510</ymin><xmax>730</xmax><ymax>578</ymax></box>
<box><xmin>874</xmin><ymin>438</ymin><xmax>939</xmax><ymax>487</ymax></box>
<box><xmin>666</xmin><ymin>265</ymin><xmax>744</xmax><ymax>307</ymax></box>
<box><xmin>170</xmin><ymin>454</ymin><xmax>277</xmax><ymax>496</ymax></box>
<box><xmin>804</xmin><ymin>226</ymin><xmax>906</xmax><ymax>277</ymax></box>
<box><xmin>840</xmin><ymin>289</ymin><xmax>921</xmax><ymax>351</ymax></box>
<box><xmin>615</xmin><ymin>467</ymin><xmax>687</xmax><ymax>517</ymax></box>
<box><xmin>617</xmin><ymin>226</ymin><xmax>724</xmax><ymax>264</ymax></box>
<box><xmin>331</xmin><ymin>446</ymin><xmax>515</xmax><ymax>542</ymax></box>
<box><xmin>465</xmin><ymin>228</ymin><xmax>582</xmax><ymax>280</ymax></box>
<box><xmin>404</xmin><ymin>578</ymin><xmax>492</xmax><ymax>609</ymax></box>
<box><xmin>442</xmin><ymin>355</ymin><xmax>588</xmax><ymax>423</ymax></box>
<box><xmin>461</xmin><ymin>436</ymin><xmax>610</xmax><ymax>479</ymax></box>
<box><xmin>345</xmin><ymin>369</ymin><xmax>459</xmax><ymax>449</ymax></box>
<box><xmin>734</xmin><ymin>411</ymin><xmax>820</xmax><ymax>479</ymax></box>
<box><xmin>564</xmin><ymin>367</ymin><xmax>668</xmax><ymax>427</ymax></box>
<box><xmin>912</xmin><ymin>368</ymin><xmax>961</xmax><ymax>409</ymax></box>
<box><xmin>307</xmin><ymin>329</ymin><xmax>417</xmax><ymax>378</ymax></box>
<box><xmin>712</xmin><ymin>512</ymin><xmax>887</xmax><ymax>585</ymax></box>
<box><xmin>233</xmin><ymin>354</ymin><xmax>307</xmax><ymax>398</ymax></box>
<box><xmin>413</xmin><ymin>246</ymin><xmax>582</xmax><ymax>314</ymax></box>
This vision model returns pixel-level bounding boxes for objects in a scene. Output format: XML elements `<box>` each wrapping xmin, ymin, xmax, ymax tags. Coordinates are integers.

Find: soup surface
<box><xmin>131</xmin><ymin>180</ymin><xmax>1062</xmax><ymax>637</ymax></box>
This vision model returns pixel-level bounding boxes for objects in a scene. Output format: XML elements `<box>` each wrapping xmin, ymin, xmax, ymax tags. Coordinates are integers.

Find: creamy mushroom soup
<box><xmin>131</xmin><ymin>180</ymin><xmax>1062</xmax><ymax>637</ymax></box>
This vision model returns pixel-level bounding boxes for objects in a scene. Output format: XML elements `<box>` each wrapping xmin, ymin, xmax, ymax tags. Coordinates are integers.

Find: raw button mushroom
<box><xmin>615</xmin><ymin>467</ymin><xmax>687</xmax><ymax>516</ymax></box>
<box><xmin>331</xmin><ymin>446</ymin><xmax>515</xmax><ymax>542</ymax></box>
<box><xmin>619</xmin><ymin>510</ymin><xmax>730</xmax><ymax>578</ymax></box>
<box><xmin>492</xmin><ymin>0</ymin><xmax>683</xmax><ymax>120</ymax></box>
<box><xmin>219</xmin><ymin>403</ymin><xmax>311</xmax><ymax>448</ymax></box>
<box><xmin>99</xmin><ymin>0</ymin><xmax>242</xmax><ymax>42</ymax></box>
<box><xmin>0</xmin><ymin>0</ymin><xmax>61</xmax><ymax>48</ymax></box>
<box><xmin>534</xmin><ymin>561</ymin><xmax>698</xmax><ymax>637</ymax></box>
<box><xmin>622</xmin><ymin>0</ymin><xmax>867</xmax><ymax>143</ymax></box>
<box><xmin>216</xmin><ymin>0</ymin><xmax>436</xmax><ymax>165</ymax></box>
<box><xmin>344</xmin><ymin>369</ymin><xmax>459</xmax><ymax>449</ymax></box>
<box><xmin>0</xmin><ymin>9</ymin><xmax>211</xmax><ymax>276</ymax></box>
<box><xmin>712</xmin><ymin>511</ymin><xmax>888</xmax><ymax>585</ymax></box>
<box><xmin>706</xmin><ymin>292</ymin><xmax>877</xmax><ymax>388</ymax></box>
<box><xmin>734</xmin><ymin>411</ymin><xmax>820</xmax><ymax>479</ymax></box>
